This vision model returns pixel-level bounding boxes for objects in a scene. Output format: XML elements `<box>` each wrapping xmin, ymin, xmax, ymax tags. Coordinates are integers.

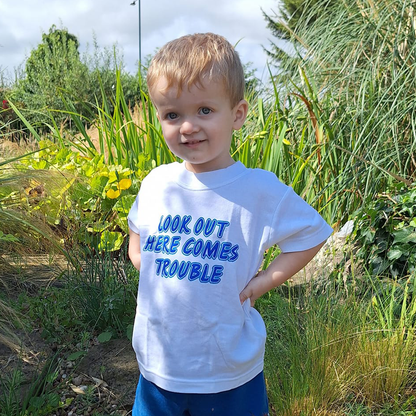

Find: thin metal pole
<box><xmin>138</xmin><ymin>0</ymin><xmax>141</xmax><ymax>67</ymax></box>
<box><xmin>131</xmin><ymin>0</ymin><xmax>142</xmax><ymax>68</ymax></box>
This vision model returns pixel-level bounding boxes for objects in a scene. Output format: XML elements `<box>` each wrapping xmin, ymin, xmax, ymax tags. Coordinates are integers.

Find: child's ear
<box><xmin>232</xmin><ymin>99</ymin><xmax>248</xmax><ymax>131</ymax></box>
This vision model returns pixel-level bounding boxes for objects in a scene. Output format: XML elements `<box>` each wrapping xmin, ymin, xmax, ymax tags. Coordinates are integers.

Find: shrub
<box><xmin>352</xmin><ymin>185</ymin><xmax>416</xmax><ymax>279</ymax></box>
<box><xmin>15</xmin><ymin>140</ymin><xmax>142</xmax><ymax>254</ymax></box>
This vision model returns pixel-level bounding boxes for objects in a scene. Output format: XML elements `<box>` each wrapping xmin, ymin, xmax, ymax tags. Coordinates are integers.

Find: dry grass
<box><xmin>352</xmin><ymin>330</ymin><xmax>416</xmax><ymax>406</ymax></box>
<box><xmin>264</xmin><ymin>285</ymin><xmax>416</xmax><ymax>415</ymax></box>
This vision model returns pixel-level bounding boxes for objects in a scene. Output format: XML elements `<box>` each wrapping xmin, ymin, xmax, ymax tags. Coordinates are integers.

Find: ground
<box><xmin>0</xmin><ymin>329</ymin><xmax>138</xmax><ymax>415</ymax></box>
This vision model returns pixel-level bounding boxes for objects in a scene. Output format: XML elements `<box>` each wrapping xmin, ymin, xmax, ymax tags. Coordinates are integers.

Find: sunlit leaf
<box><xmin>108</xmin><ymin>171</ymin><xmax>118</xmax><ymax>183</ymax></box>
<box><xmin>98</xmin><ymin>230</ymin><xmax>124</xmax><ymax>252</ymax></box>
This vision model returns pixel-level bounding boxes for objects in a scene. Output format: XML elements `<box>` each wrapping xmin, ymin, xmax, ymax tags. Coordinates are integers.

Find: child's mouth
<box><xmin>183</xmin><ymin>139</ymin><xmax>205</xmax><ymax>147</ymax></box>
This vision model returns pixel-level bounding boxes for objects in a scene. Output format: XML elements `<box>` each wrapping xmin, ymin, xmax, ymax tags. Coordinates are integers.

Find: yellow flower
<box><xmin>106</xmin><ymin>188</ymin><xmax>121</xmax><ymax>199</ymax></box>
<box><xmin>118</xmin><ymin>178</ymin><xmax>132</xmax><ymax>190</ymax></box>
<box><xmin>106</xmin><ymin>178</ymin><xmax>132</xmax><ymax>199</ymax></box>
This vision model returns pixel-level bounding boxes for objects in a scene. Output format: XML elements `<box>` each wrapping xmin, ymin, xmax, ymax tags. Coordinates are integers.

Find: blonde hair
<box><xmin>147</xmin><ymin>33</ymin><xmax>245</xmax><ymax>107</ymax></box>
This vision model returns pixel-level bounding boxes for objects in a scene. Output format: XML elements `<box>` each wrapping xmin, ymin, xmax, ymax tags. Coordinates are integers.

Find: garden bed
<box><xmin>0</xmin><ymin>328</ymin><xmax>137</xmax><ymax>415</ymax></box>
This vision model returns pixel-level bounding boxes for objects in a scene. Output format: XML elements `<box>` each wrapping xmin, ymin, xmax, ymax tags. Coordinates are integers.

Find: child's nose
<box><xmin>180</xmin><ymin>119</ymin><xmax>199</xmax><ymax>135</ymax></box>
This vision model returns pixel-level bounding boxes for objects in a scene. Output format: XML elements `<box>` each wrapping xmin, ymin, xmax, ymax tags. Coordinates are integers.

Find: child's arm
<box><xmin>128</xmin><ymin>229</ymin><xmax>141</xmax><ymax>271</ymax></box>
<box><xmin>239</xmin><ymin>241</ymin><xmax>325</xmax><ymax>306</ymax></box>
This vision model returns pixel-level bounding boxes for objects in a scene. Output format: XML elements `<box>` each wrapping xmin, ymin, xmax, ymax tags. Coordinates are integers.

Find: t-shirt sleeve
<box><xmin>270</xmin><ymin>187</ymin><xmax>333</xmax><ymax>253</ymax></box>
<box><xmin>127</xmin><ymin>194</ymin><xmax>140</xmax><ymax>235</ymax></box>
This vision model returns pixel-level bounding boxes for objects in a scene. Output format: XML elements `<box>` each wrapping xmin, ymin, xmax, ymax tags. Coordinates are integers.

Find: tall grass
<box><xmin>47</xmin><ymin>73</ymin><xmax>339</xmax><ymax>224</ymax></box>
<box><xmin>0</xmin><ymin>151</ymin><xmax>67</xmax><ymax>352</ymax></box>
<box><xmin>273</xmin><ymin>0</ymin><xmax>416</xmax><ymax>223</ymax></box>
<box><xmin>54</xmin><ymin>70</ymin><xmax>176</xmax><ymax>173</ymax></box>
<box><xmin>259</xmin><ymin>274</ymin><xmax>416</xmax><ymax>415</ymax></box>
<box><xmin>233</xmin><ymin>74</ymin><xmax>341</xmax><ymax>219</ymax></box>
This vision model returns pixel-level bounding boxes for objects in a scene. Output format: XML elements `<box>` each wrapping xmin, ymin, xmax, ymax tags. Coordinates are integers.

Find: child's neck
<box><xmin>184</xmin><ymin>157</ymin><xmax>235</xmax><ymax>174</ymax></box>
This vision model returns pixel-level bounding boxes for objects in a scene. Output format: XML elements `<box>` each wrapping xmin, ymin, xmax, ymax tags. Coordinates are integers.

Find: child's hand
<box><xmin>239</xmin><ymin>242</ymin><xmax>326</xmax><ymax>307</ymax></box>
<box><xmin>239</xmin><ymin>271</ymin><xmax>268</xmax><ymax>307</ymax></box>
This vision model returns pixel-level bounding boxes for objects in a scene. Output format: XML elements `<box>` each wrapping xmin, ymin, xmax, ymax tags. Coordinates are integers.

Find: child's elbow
<box><xmin>129</xmin><ymin>249</ymin><xmax>141</xmax><ymax>271</ymax></box>
<box><xmin>128</xmin><ymin>231</ymin><xmax>141</xmax><ymax>270</ymax></box>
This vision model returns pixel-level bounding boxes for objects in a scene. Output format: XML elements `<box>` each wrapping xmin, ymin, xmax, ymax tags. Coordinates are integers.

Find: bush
<box><xmin>352</xmin><ymin>185</ymin><xmax>416</xmax><ymax>279</ymax></box>
<box><xmin>15</xmin><ymin>140</ymin><xmax>141</xmax><ymax>253</ymax></box>
<box><xmin>9</xmin><ymin>25</ymin><xmax>140</xmax><ymax>132</ymax></box>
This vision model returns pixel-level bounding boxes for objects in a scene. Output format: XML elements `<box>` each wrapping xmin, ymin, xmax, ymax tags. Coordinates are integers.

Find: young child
<box><xmin>128</xmin><ymin>32</ymin><xmax>333</xmax><ymax>416</ymax></box>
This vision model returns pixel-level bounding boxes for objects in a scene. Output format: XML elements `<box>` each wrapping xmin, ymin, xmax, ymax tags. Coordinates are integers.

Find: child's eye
<box><xmin>200</xmin><ymin>107</ymin><xmax>212</xmax><ymax>115</ymax></box>
<box><xmin>166</xmin><ymin>112</ymin><xmax>178</xmax><ymax>120</ymax></box>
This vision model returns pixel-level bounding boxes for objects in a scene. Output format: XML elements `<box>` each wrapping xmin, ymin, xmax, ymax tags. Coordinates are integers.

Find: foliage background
<box><xmin>1</xmin><ymin>1</ymin><xmax>416</xmax><ymax>414</ymax></box>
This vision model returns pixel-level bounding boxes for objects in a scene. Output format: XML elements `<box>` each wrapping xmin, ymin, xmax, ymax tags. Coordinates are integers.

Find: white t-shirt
<box><xmin>128</xmin><ymin>161</ymin><xmax>332</xmax><ymax>394</ymax></box>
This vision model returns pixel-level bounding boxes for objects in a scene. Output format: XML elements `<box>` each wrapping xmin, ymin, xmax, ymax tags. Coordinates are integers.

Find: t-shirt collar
<box><xmin>175</xmin><ymin>161</ymin><xmax>247</xmax><ymax>190</ymax></box>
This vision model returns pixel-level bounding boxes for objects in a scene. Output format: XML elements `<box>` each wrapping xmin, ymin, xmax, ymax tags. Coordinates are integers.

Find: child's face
<box><xmin>151</xmin><ymin>77</ymin><xmax>247</xmax><ymax>173</ymax></box>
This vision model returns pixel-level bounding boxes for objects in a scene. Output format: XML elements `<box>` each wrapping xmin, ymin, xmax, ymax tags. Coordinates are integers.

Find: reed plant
<box><xmin>272</xmin><ymin>0</ymin><xmax>416</xmax><ymax>224</ymax></box>
<box><xmin>43</xmin><ymin>67</ymin><xmax>342</xmax><ymax>225</ymax></box>
<box><xmin>232</xmin><ymin>74</ymin><xmax>340</xmax><ymax>219</ymax></box>
<box><xmin>55</xmin><ymin>70</ymin><xmax>176</xmax><ymax>174</ymax></box>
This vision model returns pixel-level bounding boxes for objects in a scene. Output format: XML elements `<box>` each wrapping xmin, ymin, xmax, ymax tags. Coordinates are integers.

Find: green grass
<box><xmin>258</xmin><ymin>273</ymin><xmax>416</xmax><ymax>416</ymax></box>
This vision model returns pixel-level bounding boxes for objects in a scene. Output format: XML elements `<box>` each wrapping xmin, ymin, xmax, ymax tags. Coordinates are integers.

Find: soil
<box><xmin>0</xmin><ymin>329</ymin><xmax>138</xmax><ymax>415</ymax></box>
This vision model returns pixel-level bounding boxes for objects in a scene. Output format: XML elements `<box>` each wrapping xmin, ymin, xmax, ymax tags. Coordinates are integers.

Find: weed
<box><xmin>0</xmin><ymin>355</ymin><xmax>71</xmax><ymax>416</ymax></box>
<box><xmin>68</xmin><ymin>247</ymin><xmax>139</xmax><ymax>337</ymax></box>
<box><xmin>19</xmin><ymin>247</ymin><xmax>139</xmax><ymax>346</ymax></box>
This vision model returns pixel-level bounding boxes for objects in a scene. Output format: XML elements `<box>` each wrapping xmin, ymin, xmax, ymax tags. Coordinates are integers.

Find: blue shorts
<box><xmin>132</xmin><ymin>371</ymin><xmax>269</xmax><ymax>416</ymax></box>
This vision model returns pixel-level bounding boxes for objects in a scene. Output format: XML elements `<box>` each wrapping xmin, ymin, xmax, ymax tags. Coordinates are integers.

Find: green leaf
<box><xmin>29</xmin><ymin>395</ymin><xmax>46</xmax><ymax>410</ymax></box>
<box><xmin>372</xmin><ymin>257</ymin><xmax>389</xmax><ymax>275</ymax></box>
<box><xmin>387</xmin><ymin>248</ymin><xmax>403</xmax><ymax>261</ymax></box>
<box><xmin>97</xmin><ymin>331</ymin><xmax>113</xmax><ymax>343</ymax></box>
<box><xmin>87</xmin><ymin>222</ymin><xmax>110</xmax><ymax>233</ymax></box>
<box><xmin>0</xmin><ymin>231</ymin><xmax>19</xmax><ymax>242</ymax></box>
<box><xmin>67</xmin><ymin>350</ymin><xmax>87</xmax><ymax>361</ymax></box>
<box><xmin>394</xmin><ymin>229</ymin><xmax>416</xmax><ymax>244</ymax></box>
<box><xmin>48</xmin><ymin>392</ymin><xmax>60</xmax><ymax>408</ymax></box>
<box><xmin>362</xmin><ymin>229</ymin><xmax>375</xmax><ymax>244</ymax></box>
<box><xmin>98</xmin><ymin>230</ymin><xmax>124</xmax><ymax>252</ymax></box>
